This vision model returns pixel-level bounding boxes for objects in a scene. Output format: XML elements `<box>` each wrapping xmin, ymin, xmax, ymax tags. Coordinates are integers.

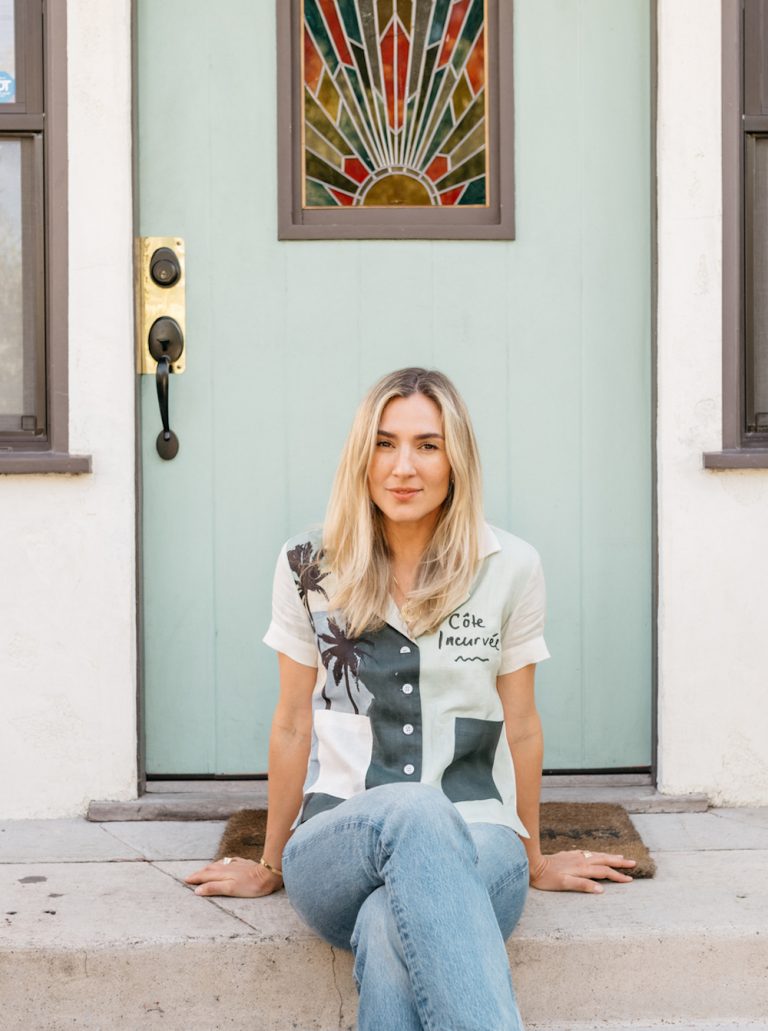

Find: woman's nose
<box><xmin>393</xmin><ymin>445</ymin><xmax>416</xmax><ymax>475</ymax></box>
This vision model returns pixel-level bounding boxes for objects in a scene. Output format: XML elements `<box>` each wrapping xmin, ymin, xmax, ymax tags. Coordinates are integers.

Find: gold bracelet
<box><xmin>259</xmin><ymin>856</ymin><xmax>283</xmax><ymax>878</ymax></box>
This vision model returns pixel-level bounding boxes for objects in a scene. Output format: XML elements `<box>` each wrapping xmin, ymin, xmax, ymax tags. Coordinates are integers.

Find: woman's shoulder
<box><xmin>279</xmin><ymin>525</ymin><xmax>324</xmax><ymax>559</ymax></box>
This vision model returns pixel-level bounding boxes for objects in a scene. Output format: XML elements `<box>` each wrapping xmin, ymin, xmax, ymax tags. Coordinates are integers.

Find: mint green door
<box><xmin>137</xmin><ymin>1</ymin><xmax>652</xmax><ymax>775</ymax></box>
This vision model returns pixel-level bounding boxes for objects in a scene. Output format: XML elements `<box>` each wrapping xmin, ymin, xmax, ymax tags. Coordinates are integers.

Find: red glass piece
<box><xmin>304</xmin><ymin>29</ymin><xmax>323</xmax><ymax>93</ymax></box>
<box><xmin>466</xmin><ymin>27</ymin><xmax>485</xmax><ymax>93</ymax></box>
<box><xmin>330</xmin><ymin>188</ymin><xmax>355</xmax><ymax>206</ymax></box>
<box><xmin>426</xmin><ymin>155</ymin><xmax>449</xmax><ymax>182</ymax></box>
<box><xmin>343</xmin><ymin>157</ymin><xmax>370</xmax><ymax>184</ymax></box>
<box><xmin>318</xmin><ymin>0</ymin><xmax>354</xmax><ymax>66</ymax></box>
<box><xmin>440</xmin><ymin>185</ymin><xmax>465</xmax><ymax>206</ymax></box>
<box><xmin>381</xmin><ymin>22</ymin><xmax>396</xmax><ymax>128</ymax></box>
<box><xmin>438</xmin><ymin>0</ymin><xmax>471</xmax><ymax>69</ymax></box>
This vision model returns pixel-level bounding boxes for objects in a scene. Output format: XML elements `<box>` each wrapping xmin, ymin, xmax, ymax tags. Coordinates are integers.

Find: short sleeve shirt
<box><xmin>263</xmin><ymin>522</ymin><xmax>550</xmax><ymax>837</ymax></box>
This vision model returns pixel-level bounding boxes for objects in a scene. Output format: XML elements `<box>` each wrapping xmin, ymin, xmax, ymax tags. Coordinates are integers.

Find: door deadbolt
<box><xmin>150</xmin><ymin>247</ymin><xmax>181</xmax><ymax>288</ymax></box>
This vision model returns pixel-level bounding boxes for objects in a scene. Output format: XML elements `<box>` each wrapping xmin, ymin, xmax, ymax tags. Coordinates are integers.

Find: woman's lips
<box><xmin>388</xmin><ymin>488</ymin><xmax>421</xmax><ymax>500</ymax></box>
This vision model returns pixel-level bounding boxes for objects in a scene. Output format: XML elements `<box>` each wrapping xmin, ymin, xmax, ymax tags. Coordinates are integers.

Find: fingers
<box><xmin>588</xmin><ymin>864</ymin><xmax>634</xmax><ymax>883</ymax></box>
<box><xmin>193</xmin><ymin>880</ymin><xmax>232</xmax><ymax>897</ymax></box>
<box><xmin>563</xmin><ymin>875</ymin><xmax>605</xmax><ymax>894</ymax></box>
<box><xmin>582</xmin><ymin>852</ymin><xmax>637</xmax><ymax>868</ymax></box>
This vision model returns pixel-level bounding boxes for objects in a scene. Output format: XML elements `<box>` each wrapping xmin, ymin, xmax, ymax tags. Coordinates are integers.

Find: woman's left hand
<box><xmin>529</xmin><ymin>850</ymin><xmax>636</xmax><ymax>893</ymax></box>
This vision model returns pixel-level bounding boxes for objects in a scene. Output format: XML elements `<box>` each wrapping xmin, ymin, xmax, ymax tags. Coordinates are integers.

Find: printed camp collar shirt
<box><xmin>263</xmin><ymin>522</ymin><xmax>550</xmax><ymax>837</ymax></box>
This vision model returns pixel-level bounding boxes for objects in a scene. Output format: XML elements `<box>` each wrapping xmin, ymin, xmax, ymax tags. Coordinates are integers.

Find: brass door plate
<box><xmin>135</xmin><ymin>236</ymin><xmax>186</xmax><ymax>374</ymax></box>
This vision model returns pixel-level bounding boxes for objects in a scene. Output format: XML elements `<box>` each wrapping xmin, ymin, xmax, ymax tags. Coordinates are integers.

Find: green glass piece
<box><xmin>338</xmin><ymin>103</ymin><xmax>374</xmax><ymax>169</ymax></box>
<box><xmin>457</xmin><ymin>175</ymin><xmax>486</xmax><ymax>206</ymax></box>
<box><xmin>434</xmin><ymin>149</ymin><xmax>485</xmax><ymax>190</ymax></box>
<box><xmin>305</xmin><ymin>89</ymin><xmax>352</xmax><ymax>155</ymax></box>
<box><xmin>449</xmin><ymin>118</ymin><xmax>485</xmax><ymax>165</ymax></box>
<box><xmin>451</xmin><ymin>0</ymin><xmax>484</xmax><ymax>74</ymax></box>
<box><xmin>337</xmin><ymin>0</ymin><xmax>363</xmax><ymax>45</ymax></box>
<box><xmin>440</xmin><ymin>90</ymin><xmax>484</xmax><ymax>155</ymax></box>
<box><xmin>357</xmin><ymin>0</ymin><xmax>383</xmax><ymax>94</ymax></box>
<box><xmin>306</xmin><ymin>150</ymin><xmax>361</xmax><ymax>194</ymax></box>
<box><xmin>452</xmin><ymin>72</ymin><xmax>473</xmax><ymax>122</ymax></box>
<box><xmin>305</xmin><ymin>0</ymin><xmax>339</xmax><ymax>75</ymax></box>
<box><xmin>335</xmin><ymin>68</ymin><xmax>379</xmax><ymax>168</ymax></box>
<box><xmin>318</xmin><ymin>70</ymin><xmax>341</xmax><ymax>121</ymax></box>
<box><xmin>408</xmin><ymin>0</ymin><xmax>433</xmax><ymax>96</ymax></box>
<box><xmin>304</xmin><ymin>178</ymin><xmax>339</xmax><ymax>207</ymax></box>
<box><xmin>304</xmin><ymin>124</ymin><xmax>342</xmax><ymax>168</ymax></box>
<box><xmin>421</xmin><ymin>105</ymin><xmax>455</xmax><ymax>169</ymax></box>
<box><xmin>427</xmin><ymin>0</ymin><xmax>451</xmax><ymax>46</ymax></box>
<box><xmin>414</xmin><ymin>67</ymin><xmax>455</xmax><ymax>166</ymax></box>
<box><xmin>411</xmin><ymin>64</ymin><xmax>445</xmax><ymax>160</ymax></box>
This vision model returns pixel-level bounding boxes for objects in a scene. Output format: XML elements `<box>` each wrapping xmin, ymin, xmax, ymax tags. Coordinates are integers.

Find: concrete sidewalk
<box><xmin>1</xmin><ymin>808</ymin><xmax>767</xmax><ymax>1030</ymax></box>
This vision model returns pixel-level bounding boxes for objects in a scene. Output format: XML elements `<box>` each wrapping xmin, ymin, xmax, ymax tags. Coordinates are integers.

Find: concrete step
<box><xmin>87</xmin><ymin>777</ymin><xmax>708</xmax><ymax>820</ymax></box>
<box><xmin>2</xmin><ymin>810</ymin><xmax>768</xmax><ymax>1029</ymax></box>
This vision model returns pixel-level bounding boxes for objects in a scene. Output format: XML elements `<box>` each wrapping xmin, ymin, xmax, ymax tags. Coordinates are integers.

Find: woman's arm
<box><xmin>497</xmin><ymin>664</ymin><xmax>636</xmax><ymax>893</ymax></box>
<box><xmin>185</xmin><ymin>652</ymin><xmax>316</xmax><ymax>898</ymax></box>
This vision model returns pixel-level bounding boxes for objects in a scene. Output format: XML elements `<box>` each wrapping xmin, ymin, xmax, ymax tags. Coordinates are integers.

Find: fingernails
<box><xmin>593</xmin><ymin>885</ymin><xmax>603</xmax><ymax>893</ymax></box>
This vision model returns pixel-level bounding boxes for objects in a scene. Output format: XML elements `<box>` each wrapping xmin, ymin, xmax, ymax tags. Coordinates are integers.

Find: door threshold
<box><xmin>88</xmin><ymin>773</ymin><xmax>707</xmax><ymax>821</ymax></box>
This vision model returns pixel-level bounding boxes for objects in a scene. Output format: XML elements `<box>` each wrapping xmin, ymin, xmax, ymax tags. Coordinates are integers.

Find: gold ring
<box><xmin>581</xmin><ymin>850</ymin><xmax>593</xmax><ymax>859</ymax></box>
<box><xmin>222</xmin><ymin>856</ymin><xmax>233</xmax><ymax>864</ymax></box>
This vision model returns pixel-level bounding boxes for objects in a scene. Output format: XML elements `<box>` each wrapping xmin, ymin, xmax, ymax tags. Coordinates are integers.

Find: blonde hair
<box><xmin>322</xmin><ymin>367</ymin><xmax>484</xmax><ymax>638</ymax></box>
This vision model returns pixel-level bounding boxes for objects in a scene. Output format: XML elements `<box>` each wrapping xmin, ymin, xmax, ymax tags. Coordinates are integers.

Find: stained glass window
<box><xmin>0</xmin><ymin>0</ymin><xmax>15</xmax><ymax>104</ymax></box>
<box><xmin>302</xmin><ymin>0</ymin><xmax>488</xmax><ymax>208</ymax></box>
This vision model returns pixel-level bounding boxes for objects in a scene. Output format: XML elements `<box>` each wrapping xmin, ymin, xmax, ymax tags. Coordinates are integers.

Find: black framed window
<box><xmin>0</xmin><ymin>0</ymin><xmax>90</xmax><ymax>472</ymax></box>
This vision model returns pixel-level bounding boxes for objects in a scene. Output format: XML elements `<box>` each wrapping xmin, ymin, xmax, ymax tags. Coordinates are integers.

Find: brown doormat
<box><xmin>215</xmin><ymin>802</ymin><xmax>655</xmax><ymax>878</ymax></box>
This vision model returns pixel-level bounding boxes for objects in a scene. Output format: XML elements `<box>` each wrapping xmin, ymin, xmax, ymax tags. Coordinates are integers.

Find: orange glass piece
<box><xmin>440</xmin><ymin>186</ymin><xmax>464</xmax><ymax>206</ymax></box>
<box><xmin>466</xmin><ymin>27</ymin><xmax>485</xmax><ymax>94</ymax></box>
<box><xmin>344</xmin><ymin>157</ymin><xmax>370</xmax><ymax>184</ymax></box>
<box><xmin>438</xmin><ymin>0</ymin><xmax>471</xmax><ymax>69</ymax></box>
<box><xmin>304</xmin><ymin>28</ymin><xmax>323</xmax><ymax>93</ymax></box>
<box><xmin>318</xmin><ymin>0</ymin><xmax>354</xmax><ymax>66</ymax></box>
<box><xmin>396</xmin><ymin>19</ymin><xmax>409</xmax><ymax>127</ymax></box>
<box><xmin>330</xmin><ymin>187</ymin><xmax>355</xmax><ymax>206</ymax></box>
<box><xmin>426</xmin><ymin>155</ymin><xmax>449</xmax><ymax>182</ymax></box>
<box><xmin>381</xmin><ymin>22</ymin><xmax>396</xmax><ymax>127</ymax></box>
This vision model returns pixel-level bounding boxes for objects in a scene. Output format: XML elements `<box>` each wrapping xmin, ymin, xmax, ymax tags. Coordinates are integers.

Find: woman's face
<box><xmin>367</xmin><ymin>392</ymin><xmax>452</xmax><ymax>530</ymax></box>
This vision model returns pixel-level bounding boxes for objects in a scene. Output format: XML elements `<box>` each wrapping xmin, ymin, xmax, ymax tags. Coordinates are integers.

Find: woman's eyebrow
<box><xmin>376</xmin><ymin>429</ymin><xmax>445</xmax><ymax>440</ymax></box>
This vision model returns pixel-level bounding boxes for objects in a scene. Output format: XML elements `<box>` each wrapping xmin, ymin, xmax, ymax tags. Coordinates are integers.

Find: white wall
<box><xmin>0</xmin><ymin>0</ymin><xmax>137</xmax><ymax>818</ymax></box>
<box><xmin>657</xmin><ymin>0</ymin><xmax>768</xmax><ymax>805</ymax></box>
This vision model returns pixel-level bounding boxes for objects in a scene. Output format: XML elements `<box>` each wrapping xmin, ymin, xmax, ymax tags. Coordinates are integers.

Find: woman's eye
<box><xmin>420</xmin><ymin>442</ymin><xmax>438</xmax><ymax>450</ymax></box>
<box><xmin>376</xmin><ymin>439</ymin><xmax>393</xmax><ymax>448</ymax></box>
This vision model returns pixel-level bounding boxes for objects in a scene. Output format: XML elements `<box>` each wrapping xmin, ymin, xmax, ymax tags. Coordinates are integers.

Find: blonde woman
<box><xmin>186</xmin><ymin>367</ymin><xmax>635</xmax><ymax>1030</ymax></box>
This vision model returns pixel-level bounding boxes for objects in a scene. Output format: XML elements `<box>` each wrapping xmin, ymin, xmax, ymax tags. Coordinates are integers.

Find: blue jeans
<box><xmin>281</xmin><ymin>782</ymin><xmax>529</xmax><ymax>1031</ymax></box>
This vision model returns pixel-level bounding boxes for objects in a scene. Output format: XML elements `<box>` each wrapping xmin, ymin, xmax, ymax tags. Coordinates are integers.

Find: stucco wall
<box><xmin>0</xmin><ymin>0</ymin><xmax>137</xmax><ymax>818</ymax></box>
<box><xmin>657</xmin><ymin>0</ymin><xmax>768</xmax><ymax>805</ymax></box>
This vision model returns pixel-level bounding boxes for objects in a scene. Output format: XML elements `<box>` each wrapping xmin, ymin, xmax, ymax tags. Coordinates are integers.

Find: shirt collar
<box><xmin>479</xmin><ymin>521</ymin><xmax>501</xmax><ymax>560</ymax></box>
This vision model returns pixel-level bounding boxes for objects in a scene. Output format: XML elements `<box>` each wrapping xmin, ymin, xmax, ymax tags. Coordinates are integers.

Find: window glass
<box><xmin>746</xmin><ymin>135</ymin><xmax>768</xmax><ymax>433</ymax></box>
<box><xmin>0</xmin><ymin>0</ymin><xmax>15</xmax><ymax>103</ymax></box>
<box><xmin>0</xmin><ymin>138</ymin><xmax>40</xmax><ymax>431</ymax></box>
<box><xmin>302</xmin><ymin>0</ymin><xmax>488</xmax><ymax>208</ymax></box>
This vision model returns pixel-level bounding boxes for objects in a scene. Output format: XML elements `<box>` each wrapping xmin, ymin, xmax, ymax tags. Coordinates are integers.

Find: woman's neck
<box><xmin>384</xmin><ymin>513</ymin><xmax>439</xmax><ymax>571</ymax></box>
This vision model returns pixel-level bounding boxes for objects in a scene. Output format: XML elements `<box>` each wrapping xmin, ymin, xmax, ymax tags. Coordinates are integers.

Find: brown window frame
<box><xmin>276</xmin><ymin>0</ymin><xmax>515</xmax><ymax>240</ymax></box>
<box><xmin>704</xmin><ymin>0</ymin><xmax>768</xmax><ymax>468</ymax></box>
<box><xmin>0</xmin><ymin>0</ymin><xmax>91</xmax><ymax>473</ymax></box>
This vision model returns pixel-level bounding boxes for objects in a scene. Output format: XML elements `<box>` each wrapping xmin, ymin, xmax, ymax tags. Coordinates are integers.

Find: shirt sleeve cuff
<box><xmin>262</xmin><ymin>623</ymin><xmax>318</xmax><ymax>668</ymax></box>
<box><xmin>498</xmin><ymin>635</ymin><xmax>551</xmax><ymax>676</ymax></box>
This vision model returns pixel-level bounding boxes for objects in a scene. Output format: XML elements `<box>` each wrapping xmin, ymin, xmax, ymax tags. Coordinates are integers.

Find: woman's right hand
<box><xmin>184</xmin><ymin>856</ymin><xmax>284</xmax><ymax>898</ymax></box>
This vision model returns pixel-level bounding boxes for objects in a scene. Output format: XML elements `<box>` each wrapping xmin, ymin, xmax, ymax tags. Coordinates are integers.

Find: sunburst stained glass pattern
<box><xmin>302</xmin><ymin>0</ymin><xmax>488</xmax><ymax>208</ymax></box>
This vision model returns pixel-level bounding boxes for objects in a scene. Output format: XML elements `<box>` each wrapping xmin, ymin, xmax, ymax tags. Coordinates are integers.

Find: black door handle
<box><xmin>148</xmin><ymin>317</ymin><xmax>184</xmax><ymax>460</ymax></box>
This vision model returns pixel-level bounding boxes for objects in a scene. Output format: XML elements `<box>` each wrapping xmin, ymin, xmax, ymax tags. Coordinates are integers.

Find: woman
<box><xmin>186</xmin><ymin>367</ymin><xmax>636</xmax><ymax>1030</ymax></box>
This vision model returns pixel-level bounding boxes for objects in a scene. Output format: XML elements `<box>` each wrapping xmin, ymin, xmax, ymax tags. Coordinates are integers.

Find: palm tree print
<box><xmin>286</xmin><ymin>541</ymin><xmax>329</xmax><ymax>628</ymax></box>
<box><xmin>319</xmin><ymin>618</ymin><xmax>368</xmax><ymax>715</ymax></box>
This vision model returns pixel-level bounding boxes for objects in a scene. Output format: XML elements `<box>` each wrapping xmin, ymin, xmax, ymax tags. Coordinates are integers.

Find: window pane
<box><xmin>302</xmin><ymin>0</ymin><xmax>488</xmax><ymax>208</ymax></box>
<box><xmin>0</xmin><ymin>137</ymin><xmax>43</xmax><ymax>433</ymax></box>
<box><xmin>0</xmin><ymin>0</ymin><xmax>15</xmax><ymax>103</ymax></box>
<box><xmin>746</xmin><ymin>135</ymin><xmax>768</xmax><ymax>432</ymax></box>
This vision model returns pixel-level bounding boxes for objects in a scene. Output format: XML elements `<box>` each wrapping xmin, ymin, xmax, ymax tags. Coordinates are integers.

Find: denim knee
<box><xmin>373</xmin><ymin>782</ymin><xmax>480</xmax><ymax>865</ymax></box>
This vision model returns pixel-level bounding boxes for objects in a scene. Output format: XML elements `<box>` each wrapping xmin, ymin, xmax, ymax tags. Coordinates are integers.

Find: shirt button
<box><xmin>403</xmin><ymin>724</ymin><xmax>414</xmax><ymax>735</ymax></box>
<box><xmin>403</xmin><ymin>763</ymin><xmax>415</xmax><ymax>775</ymax></box>
<box><xmin>400</xmin><ymin>646</ymin><xmax>411</xmax><ymax>654</ymax></box>
<box><xmin>402</xmin><ymin>683</ymin><xmax>413</xmax><ymax>694</ymax></box>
